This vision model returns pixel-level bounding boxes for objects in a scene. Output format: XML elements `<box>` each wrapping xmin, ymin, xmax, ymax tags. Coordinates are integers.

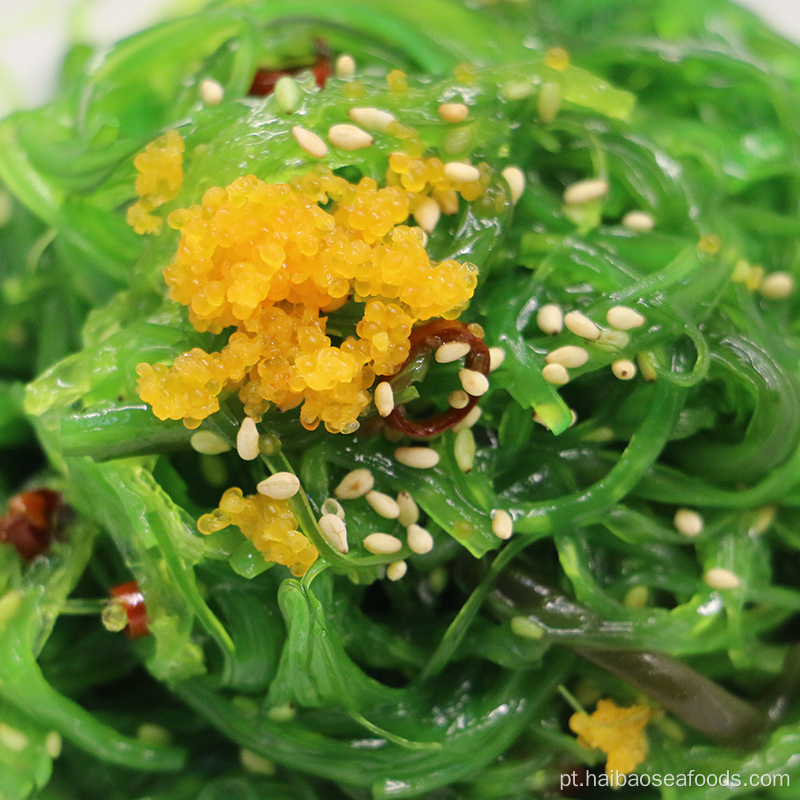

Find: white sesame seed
<box><xmin>407</xmin><ymin>523</ymin><xmax>433</xmax><ymax>554</ymax></box>
<box><xmin>454</xmin><ymin>428</ymin><xmax>476</xmax><ymax>473</ymax></box>
<box><xmin>624</xmin><ymin>586</ymin><xmax>649</xmax><ymax>609</ymax></box>
<box><xmin>444</xmin><ymin>162</ymin><xmax>481</xmax><ymax>183</ymax></box>
<box><xmin>438</xmin><ymin>102</ymin><xmax>469</xmax><ymax>123</ymax></box>
<box><xmin>386</xmin><ymin>560</ymin><xmax>408</xmax><ymax>581</ymax></box>
<box><xmin>622</xmin><ymin>210</ymin><xmax>655</xmax><ymax>232</ymax></box>
<box><xmin>291</xmin><ymin>125</ymin><xmax>328</xmax><ymax>158</ymax></box>
<box><xmin>491</xmin><ymin>509</ymin><xmax>513</xmax><ymax>539</ymax></box>
<box><xmin>236</xmin><ymin>417</ymin><xmax>260</xmax><ymax>461</ymax></box>
<box><xmin>45</xmin><ymin>731</ymin><xmax>62</xmax><ymax>759</ymax></box>
<box><xmin>611</xmin><ymin>359</ymin><xmax>637</xmax><ymax>380</ymax></box>
<box><xmin>200</xmin><ymin>78</ymin><xmax>224</xmax><ymax>106</ymax></box>
<box><xmin>257</xmin><ymin>471</ymin><xmax>300</xmax><ymax>500</ymax></box>
<box><xmin>599</xmin><ymin>329</ymin><xmax>630</xmax><ymax>349</ymax></box>
<box><xmin>563</xmin><ymin>178</ymin><xmax>609</xmax><ymax>206</ymax></box>
<box><xmin>674</xmin><ymin>508</ymin><xmax>704</xmax><ymax>537</ymax></box>
<box><xmin>335</xmin><ymin>54</ymin><xmax>356</xmax><ymax>79</ymax></box>
<box><xmin>537</xmin><ymin>80</ymin><xmax>561</xmax><ymax>124</ymax></box>
<box><xmin>452</xmin><ymin>405</ymin><xmax>482</xmax><ymax>432</ymax></box>
<box><xmin>334</xmin><ymin>468</ymin><xmax>374</xmax><ymax>499</ymax></box>
<box><xmin>435</xmin><ymin>341</ymin><xmax>471</xmax><ymax>363</ymax></box>
<box><xmin>328</xmin><ymin>123</ymin><xmax>373</xmax><ymax>150</ymax></box>
<box><xmin>240</xmin><ymin>749</ymin><xmax>276</xmax><ymax>776</ymax></box>
<box><xmin>395</xmin><ymin>446</ymin><xmax>440</xmax><ymax>469</ymax></box>
<box><xmin>397</xmin><ymin>492</ymin><xmax>419</xmax><ymax>527</ymax></box>
<box><xmin>606</xmin><ymin>305</ymin><xmax>646</xmax><ymax>330</ymax></box>
<box><xmin>542</xmin><ymin>363</ymin><xmax>569</xmax><ymax>385</ymax></box>
<box><xmin>510</xmin><ymin>616</ymin><xmax>544</xmax><ymax>639</ymax></box>
<box><xmin>0</xmin><ymin>723</ymin><xmax>28</xmax><ymax>752</ymax></box>
<box><xmin>564</xmin><ymin>311</ymin><xmax>600</xmax><ymax>341</ymax></box>
<box><xmin>459</xmin><ymin>368</ymin><xmax>489</xmax><ymax>396</ymax></box>
<box><xmin>448</xmin><ymin>389</ymin><xmax>470</xmax><ymax>409</ymax></box>
<box><xmin>190</xmin><ymin>430</ymin><xmax>232</xmax><ymax>455</ymax></box>
<box><xmin>319</xmin><ymin>514</ymin><xmax>349</xmax><ymax>553</ymax></box>
<box><xmin>375</xmin><ymin>382</ymin><xmax>395</xmax><ymax>417</ymax></box>
<box><xmin>366</xmin><ymin>490</ymin><xmax>400</xmax><ymax>519</ymax></box>
<box><xmin>274</xmin><ymin>76</ymin><xmax>301</xmax><ymax>113</ymax></box>
<box><xmin>537</xmin><ymin>303</ymin><xmax>564</xmax><ymax>335</ymax></box>
<box><xmin>488</xmin><ymin>346</ymin><xmax>506</xmax><ymax>371</ymax></box>
<box><xmin>320</xmin><ymin>497</ymin><xmax>346</xmax><ymax>519</ymax></box>
<box><xmin>760</xmin><ymin>271</ymin><xmax>795</xmax><ymax>300</ymax></box>
<box><xmin>363</xmin><ymin>532</ymin><xmax>403</xmax><ymax>555</ymax></box>
<box><xmin>545</xmin><ymin>345</ymin><xmax>589</xmax><ymax>368</ymax></box>
<box><xmin>413</xmin><ymin>196</ymin><xmax>441</xmax><ymax>234</ymax></box>
<box><xmin>501</xmin><ymin>166</ymin><xmax>525</xmax><ymax>205</ymax></box>
<box><xmin>704</xmin><ymin>567</ymin><xmax>741</xmax><ymax>590</ymax></box>
<box><xmin>348</xmin><ymin>106</ymin><xmax>396</xmax><ymax>131</ymax></box>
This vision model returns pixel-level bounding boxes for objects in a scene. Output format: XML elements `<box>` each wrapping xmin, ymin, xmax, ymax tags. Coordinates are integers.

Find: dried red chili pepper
<box><xmin>0</xmin><ymin>488</ymin><xmax>62</xmax><ymax>561</ymax></box>
<box><xmin>249</xmin><ymin>40</ymin><xmax>331</xmax><ymax>97</ymax></box>
<box><xmin>109</xmin><ymin>580</ymin><xmax>151</xmax><ymax>639</ymax></box>
<box><xmin>382</xmin><ymin>319</ymin><xmax>491</xmax><ymax>438</ymax></box>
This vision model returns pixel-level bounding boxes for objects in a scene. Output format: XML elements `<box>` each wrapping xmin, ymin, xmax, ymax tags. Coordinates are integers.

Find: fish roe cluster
<box><xmin>126</xmin><ymin>129</ymin><xmax>185</xmax><ymax>235</ymax></box>
<box><xmin>136</xmin><ymin>167</ymin><xmax>478</xmax><ymax>433</ymax></box>
<box><xmin>198</xmin><ymin>487</ymin><xmax>318</xmax><ymax>576</ymax></box>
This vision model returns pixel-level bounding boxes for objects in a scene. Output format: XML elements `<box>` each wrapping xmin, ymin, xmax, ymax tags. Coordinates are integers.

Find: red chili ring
<box><xmin>110</xmin><ymin>580</ymin><xmax>150</xmax><ymax>639</ymax></box>
<box><xmin>382</xmin><ymin>319</ymin><xmax>490</xmax><ymax>438</ymax></box>
<box><xmin>0</xmin><ymin>489</ymin><xmax>62</xmax><ymax>561</ymax></box>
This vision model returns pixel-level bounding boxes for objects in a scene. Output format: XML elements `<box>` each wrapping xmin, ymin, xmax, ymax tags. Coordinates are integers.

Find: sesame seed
<box><xmin>545</xmin><ymin>345</ymin><xmax>589</xmax><ymax>368</ymax></box>
<box><xmin>606</xmin><ymin>305</ymin><xmax>646</xmax><ymax>330</ymax></box>
<box><xmin>236</xmin><ymin>417</ymin><xmax>260</xmax><ymax>461</ymax></box>
<box><xmin>452</xmin><ymin>405</ymin><xmax>482</xmax><ymax>432</ymax></box>
<box><xmin>386</xmin><ymin>560</ymin><xmax>408</xmax><ymax>581</ymax></box>
<box><xmin>348</xmin><ymin>106</ymin><xmax>396</xmax><ymax>131</ymax></box>
<box><xmin>510</xmin><ymin>616</ymin><xmax>545</xmax><ymax>639</ymax></box>
<box><xmin>436</xmin><ymin>341</ymin><xmax>471</xmax><ymax>363</ymax></box>
<box><xmin>674</xmin><ymin>508</ymin><xmax>704</xmax><ymax>537</ymax></box>
<box><xmin>397</xmin><ymin>492</ymin><xmax>419</xmax><ymax>527</ymax></box>
<box><xmin>459</xmin><ymin>368</ymin><xmax>489</xmax><ymax>396</ymax></box>
<box><xmin>375</xmin><ymin>381</ymin><xmax>395</xmax><ymax>417</ymax></box>
<box><xmin>319</xmin><ymin>514</ymin><xmax>349</xmax><ymax>553</ymax></box>
<box><xmin>563</xmin><ymin>178</ymin><xmax>609</xmax><ymax>206</ymax></box>
<box><xmin>413</xmin><ymin>196</ymin><xmax>441</xmax><ymax>233</ymax></box>
<box><xmin>501</xmin><ymin>166</ymin><xmax>525</xmax><ymax>205</ymax></box>
<box><xmin>444</xmin><ymin>162</ymin><xmax>481</xmax><ymax>183</ymax></box>
<box><xmin>334</xmin><ymin>468</ymin><xmax>374</xmax><ymax>499</ymax></box>
<box><xmin>454</xmin><ymin>428</ymin><xmax>476</xmax><ymax>473</ymax></box>
<box><xmin>190</xmin><ymin>430</ymin><xmax>231</xmax><ymax>455</ymax></box>
<box><xmin>564</xmin><ymin>310</ymin><xmax>600</xmax><ymax>341</ymax></box>
<box><xmin>622</xmin><ymin>210</ymin><xmax>655</xmax><ymax>232</ymax></box>
<box><xmin>200</xmin><ymin>78</ymin><xmax>224</xmax><ymax>106</ymax></box>
<box><xmin>320</xmin><ymin>497</ymin><xmax>346</xmax><ymax>519</ymax></box>
<box><xmin>760</xmin><ymin>271</ymin><xmax>795</xmax><ymax>300</ymax></box>
<box><xmin>489</xmin><ymin>346</ymin><xmax>506</xmax><ymax>371</ymax></box>
<box><xmin>491</xmin><ymin>509</ymin><xmax>513</xmax><ymax>539</ymax></box>
<box><xmin>407</xmin><ymin>523</ymin><xmax>433</xmax><ymax>554</ymax></box>
<box><xmin>257</xmin><ymin>471</ymin><xmax>300</xmax><ymax>500</ymax></box>
<box><xmin>537</xmin><ymin>303</ymin><xmax>564</xmax><ymax>335</ymax></box>
<box><xmin>45</xmin><ymin>731</ymin><xmax>62</xmax><ymax>759</ymax></box>
<box><xmin>542</xmin><ymin>363</ymin><xmax>569</xmax><ymax>385</ymax></box>
<box><xmin>395</xmin><ymin>446</ymin><xmax>440</xmax><ymax>469</ymax></box>
<box><xmin>0</xmin><ymin>723</ymin><xmax>28</xmax><ymax>752</ymax></box>
<box><xmin>328</xmin><ymin>123</ymin><xmax>373</xmax><ymax>150</ymax></box>
<box><xmin>537</xmin><ymin>80</ymin><xmax>561</xmax><ymax>124</ymax></box>
<box><xmin>291</xmin><ymin>125</ymin><xmax>328</xmax><ymax>158</ymax></box>
<box><xmin>366</xmin><ymin>490</ymin><xmax>400</xmax><ymax>519</ymax></box>
<box><xmin>363</xmin><ymin>532</ymin><xmax>403</xmax><ymax>554</ymax></box>
<box><xmin>438</xmin><ymin>102</ymin><xmax>469</xmax><ymax>123</ymax></box>
<box><xmin>448</xmin><ymin>389</ymin><xmax>469</xmax><ymax>409</ymax></box>
<box><xmin>240</xmin><ymin>749</ymin><xmax>276</xmax><ymax>776</ymax></box>
<box><xmin>599</xmin><ymin>329</ymin><xmax>630</xmax><ymax>349</ymax></box>
<box><xmin>704</xmin><ymin>567</ymin><xmax>741</xmax><ymax>590</ymax></box>
<box><xmin>624</xmin><ymin>586</ymin><xmax>649</xmax><ymax>609</ymax></box>
<box><xmin>274</xmin><ymin>76</ymin><xmax>301</xmax><ymax>113</ymax></box>
<box><xmin>335</xmin><ymin>54</ymin><xmax>356</xmax><ymax>79</ymax></box>
<box><xmin>611</xmin><ymin>359</ymin><xmax>637</xmax><ymax>380</ymax></box>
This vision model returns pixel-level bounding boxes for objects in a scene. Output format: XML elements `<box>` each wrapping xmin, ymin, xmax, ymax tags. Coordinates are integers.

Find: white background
<box><xmin>0</xmin><ymin>0</ymin><xmax>798</xmax><ymax>118</ymax></box>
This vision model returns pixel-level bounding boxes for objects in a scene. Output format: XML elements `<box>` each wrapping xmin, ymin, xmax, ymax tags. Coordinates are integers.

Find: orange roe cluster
<box><xmin>136</xmin><ymin>168</ymin><xmax>478</xmax><ymax>433</ymax></box>
<box><xmin>126</xmin><ymin>130</ymin><xmax>185</xmax><ymax>235</ymax></box>
<box><xmin>386</xmin><ymin>152</ymin><xmax>490</xmax><ymax>214</ymax></box>
<box><xmin>198</xmin><ymin>488</ymin><xmax>317</xmax><ymax>576</ymax></box>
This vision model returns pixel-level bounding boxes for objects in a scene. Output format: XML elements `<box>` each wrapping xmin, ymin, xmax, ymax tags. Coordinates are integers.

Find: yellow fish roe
<box><xmin>198</xmin><ymin>487</ymin><xmax>318</xmax><ymax>576</ymax></box>
<box><xmin>136</xmin><ymin>168</ymin><xmax>478</xmax><ymax>433</ymax></box>
<box><xmin>569</xmin><ymin>699</ymin><xmax>650</xmax><ymax>784</ymax></box>
<box><xmin>126</xmin><ymin>129</ymin><xmax>185</xmax><ymax>235</ymax></box>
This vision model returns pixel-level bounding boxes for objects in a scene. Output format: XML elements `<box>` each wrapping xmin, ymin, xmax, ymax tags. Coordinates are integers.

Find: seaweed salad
<box><xmin>1</xmin><ymin>0</ymin><xmax>800</xmax><ymax>797</ymax></box>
